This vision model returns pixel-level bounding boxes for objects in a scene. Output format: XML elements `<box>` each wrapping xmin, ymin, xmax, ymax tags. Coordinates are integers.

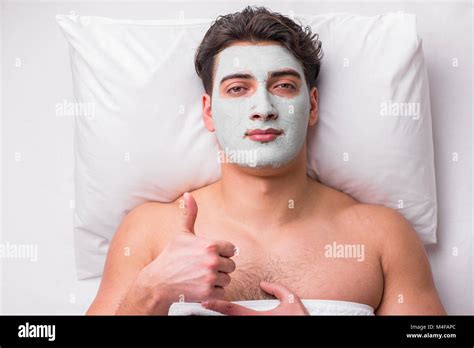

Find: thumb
<box><xmin>259</xmin><ymin>281</ymin><xmax>309</xmax><ymax>315</ymax></box>
<box><xmin>180</xmin><ymin>192</ymin><xmax>198</xmax><ymax>234</ymax></box>
<box><xmin>259</xmin><ymin>281</ymin><xmax>302</xmax><ymax>305</ymax></box>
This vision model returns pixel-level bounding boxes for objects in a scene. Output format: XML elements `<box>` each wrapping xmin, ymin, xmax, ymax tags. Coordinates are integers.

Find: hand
<box><xmin>136</xmin><ymin>192</ymin><xmax>237</xmax><ymax>312</ymax></box>
<box><xmin>201</xmin><ymin>281</ymin><xmax>309</xmax><ymax>315</ymax></box>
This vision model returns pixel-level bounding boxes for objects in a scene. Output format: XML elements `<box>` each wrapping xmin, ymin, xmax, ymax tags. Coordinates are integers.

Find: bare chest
<box><xmin>196</xmin><ymin>224</ymin><xmax>384</xmax><ymax>309</ymax></box>
<box><xmin>231</xmin><ymin>249</ymin><xmax>381</xmax><ymax>308</ymax></box>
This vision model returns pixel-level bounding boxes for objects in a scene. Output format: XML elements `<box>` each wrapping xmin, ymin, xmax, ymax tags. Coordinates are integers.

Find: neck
<box><xmin>217</xmin><ymin>148</ymin><xmax>313</xmax><ymax>230</ymax></box>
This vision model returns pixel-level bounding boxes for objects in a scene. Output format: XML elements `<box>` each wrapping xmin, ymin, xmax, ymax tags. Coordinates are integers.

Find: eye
<box><xmin>226</xmin><ymin>86</ymin><xmax>248</xmax><ymax>95</ymax></box>
<box><xmin>275</xmin><ymin>83</ymin><xmax>296</xmax><ymax>90</ymax></box>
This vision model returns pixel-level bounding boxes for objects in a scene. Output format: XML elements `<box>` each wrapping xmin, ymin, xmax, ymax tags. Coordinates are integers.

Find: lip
<box><xmin>245</xmin><ymin>128</ymin><xmax>283</xmax><ymax>143</ymax></box>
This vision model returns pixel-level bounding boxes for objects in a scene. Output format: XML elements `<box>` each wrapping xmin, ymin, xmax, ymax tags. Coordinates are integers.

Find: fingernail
<box><xmin>201</xmin><ymin>301</ymin><xmax>209</xmax><ymax>308</ymax></box>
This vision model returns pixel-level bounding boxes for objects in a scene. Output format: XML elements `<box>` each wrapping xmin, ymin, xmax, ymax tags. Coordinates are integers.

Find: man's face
<box><xmin>210</xmin><ymin>43</ymin><xmax>311</xmax><ymax>168</ymax></box>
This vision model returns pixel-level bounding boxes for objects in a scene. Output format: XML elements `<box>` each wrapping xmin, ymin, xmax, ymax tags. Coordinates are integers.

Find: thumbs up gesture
<box><xmin>136</xmin><ymin>192</ymin><xmax>237</xmax><ymax>313</ymax></box>
<box><xmin>180</xmin><ymin>192</ymin><xmax>199</xmax><ymax>234</ymax></box>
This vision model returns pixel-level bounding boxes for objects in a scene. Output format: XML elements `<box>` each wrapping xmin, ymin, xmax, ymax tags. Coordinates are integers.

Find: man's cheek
<box><xmin>212</xmin><ymin>101</ymin><xmax>244</xmax><ymax>148</ymax></box>
<box><xmin>215</xmin><ymin>100</ymin><xmax>247</xmax><ymax>129</ymax></box>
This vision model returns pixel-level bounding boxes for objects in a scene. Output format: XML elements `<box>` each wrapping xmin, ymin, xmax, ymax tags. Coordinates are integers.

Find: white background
<box><xmin>1</xmin><ymin>0</ymin><xmax>472</xmax><ymax>314</ymax></box>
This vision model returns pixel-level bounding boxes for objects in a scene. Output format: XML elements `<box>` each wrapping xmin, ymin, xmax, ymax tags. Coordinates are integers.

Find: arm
<box><xmin>373</xmin><ymin>207</ymin><xmax>446</xmax><ymax>315</ymax></box>
<box><xmin>86</xmin><ymin>193</ymin><xmax>236</xmax><ymax>315</ymax></box>
<box><xmin>86</xmin><ymin>202</ymin><xmax>167</xmax><ymax>315</ymax></box>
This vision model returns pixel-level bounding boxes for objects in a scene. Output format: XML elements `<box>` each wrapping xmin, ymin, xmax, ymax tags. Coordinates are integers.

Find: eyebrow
<box><xmin>269</xmin><ymin>69</ymin><xmax>301</xmax><ymax>80</ymax></box>
<box><xmin>219</xmin><ymin>69</ymin><xmax>302</xmax><ymax>85</ymax></box>
<box><xmin>220</xmin><ymin>73</ymin><xmax>253</xmax><ymax>85</ymax></box>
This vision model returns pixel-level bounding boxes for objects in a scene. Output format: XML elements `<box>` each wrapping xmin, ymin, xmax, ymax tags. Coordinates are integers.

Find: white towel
<box><xmin>168</xmin><ymin>299</ymin><xmax>374</xmax><ymax>316</ymax></box>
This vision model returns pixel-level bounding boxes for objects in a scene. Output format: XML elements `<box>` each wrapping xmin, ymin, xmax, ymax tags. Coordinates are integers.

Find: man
<box><xmin>87</xmin><ymin>6</ymin><xmax>445</xmax><ymax>315</ymax></box>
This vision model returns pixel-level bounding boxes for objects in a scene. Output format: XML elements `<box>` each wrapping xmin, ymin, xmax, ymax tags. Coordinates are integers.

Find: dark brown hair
<box><xmin>194</xmin><ymin>6</ymin><xmax>323</xmax><ymax>95</ymax></box>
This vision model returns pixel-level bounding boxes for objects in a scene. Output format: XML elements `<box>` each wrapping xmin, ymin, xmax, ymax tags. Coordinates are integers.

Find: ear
<box><xmin>308</xmin><ymin>87</ymin><xmax>319</xmax><ymax>126</ymax></box>
<box><xmin>202</xmin><ymin>93</ymin><xmax>215</xmax><ymax>132</ymax></box>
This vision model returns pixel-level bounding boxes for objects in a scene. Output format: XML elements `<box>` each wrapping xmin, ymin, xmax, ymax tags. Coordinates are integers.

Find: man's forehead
<box><xmin>214</xmin><ymin>44</ymin><xmax>304</xmax><ymax>77</ymax></box>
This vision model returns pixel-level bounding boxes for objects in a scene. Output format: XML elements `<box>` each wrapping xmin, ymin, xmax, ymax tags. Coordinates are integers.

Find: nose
<box><xmin>249</xmin><ymin>85</ymin><xmax>278</xmax><ymax>121</ymax></box>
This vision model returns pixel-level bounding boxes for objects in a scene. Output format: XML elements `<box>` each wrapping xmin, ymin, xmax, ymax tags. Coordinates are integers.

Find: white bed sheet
<box><xmin>1</xmin><ymin>0</ymin><xmax>472</xmax><ymax>314</ymax></box>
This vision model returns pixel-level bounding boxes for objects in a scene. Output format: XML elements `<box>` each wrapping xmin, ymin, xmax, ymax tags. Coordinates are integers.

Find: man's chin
<box><xmin>228</xmin><ymin>154</ymin><xmax>302</xmax><ymax>176</ymax></box>
<box><xmin>217</xmin><ymin>141</ymin><xmax>305</xmax><ymax>173</ymax></box>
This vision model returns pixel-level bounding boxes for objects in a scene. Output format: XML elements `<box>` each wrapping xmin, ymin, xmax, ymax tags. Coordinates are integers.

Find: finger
<box><xmin>259</xmin><ymin>281</ymin><xmax>301</xmax><ymax>305</ymax></box>
<box><xmin>217</xmin><ymin>256</ymin><xmax>236</xmax><ymax>274</ymax></box>
<box><xmin>180</xmin><ymin>192</ymin><xmax>198</xmax><ymax>234</ymax></box>
<box><xmin>214</xmin><ymin>272</ymin><xmax>231</xmax><ymax>287</ymax></box>
<box><xmin>202</xmin><ymin>300</ymin><xmax>257</xmax><ymax>315</ymax></box>
<box><xmin>214</xmin><ymin>240</ymin><xmax>236</xmax><ymax>258</ymax></box>
<box><xmin>209</xmin><ymin>286</ymin><xmax>225</xmax><ymax>300</ymax></box>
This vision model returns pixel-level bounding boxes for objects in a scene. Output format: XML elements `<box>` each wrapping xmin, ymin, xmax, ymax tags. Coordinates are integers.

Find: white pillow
<box><xmin>56</xmin><ymin>12</ymin><xmax>437</xmax><ymax>280</ymax></box>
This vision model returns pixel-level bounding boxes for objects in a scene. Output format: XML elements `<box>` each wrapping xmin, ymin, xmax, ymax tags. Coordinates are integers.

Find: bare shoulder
<box><xmin>345</xmin><ymin>202</ymin><xmax>422</xmax><ymax>250</ymax></box>
<box><xmin>118</xmin><ymin>182</ymin><xmax>219</xmax><ymax>255</ymax></box>
<box><xmin>341</xmin><ymin>202</ymin><xmax>422</xmax><ymax>259</ymax></box>
<box><xmin>86</xmin><ymin>200</ymin><xmax>182</xmax><ymax>314</ymax></box>
<box><xmin>87</xmin><ymin>189</ymin><xmax>213</xmax><ymax>314</ymax></box>
<box><xmin>337</xmin><ymin>201</ymin><xmax>444</xmax><ymax>314</ymax></box>
<box><xmin>118</xmin><ymin>200</ymin><xmax>181</xmax><ymax>255</ymax></box>
<box><xmin>99</xmin><ymin>199</ymin><xmax>182</xmax><ymax>281</ymax></box>
<box><xmin>311</xmin><ymin>179</ymin><xmax>421</xmax><ymax>253</ymax></box>
<box><xmin>335</xmin><ymin>197</ymin><xmax>434</xmax><ymax>288</ymax></box>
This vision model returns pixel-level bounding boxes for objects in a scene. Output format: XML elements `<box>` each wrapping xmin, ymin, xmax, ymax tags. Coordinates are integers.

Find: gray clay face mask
<box><xmin>211</xmin><ymin>44</ymin><xmax>311</xmax><ymax>168</ymax></box>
